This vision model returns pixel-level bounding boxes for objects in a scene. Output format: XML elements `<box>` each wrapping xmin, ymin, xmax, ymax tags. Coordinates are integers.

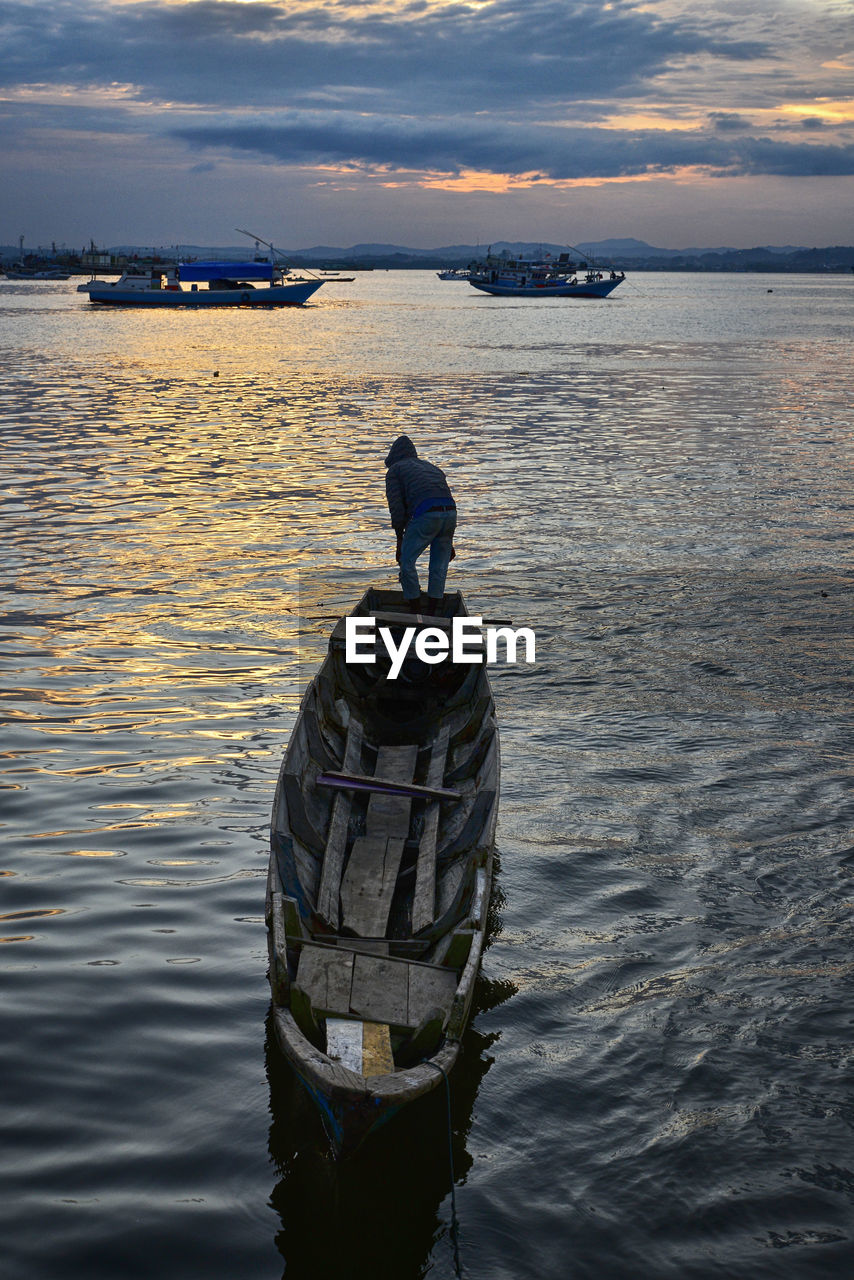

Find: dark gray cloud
<box><xmin>709</xmin><ymin>112</ymin><xmax>754</xmax><ymax>132</ymax></box>
<box><xmin>0</xmin><ymin>0</ymin><xmax>767</xmax><ymax>114</ymax></box>
<box><xmin>170</xmin><ymin>111</ymin><xmax>854</xmax><ymax>178</ymax></box>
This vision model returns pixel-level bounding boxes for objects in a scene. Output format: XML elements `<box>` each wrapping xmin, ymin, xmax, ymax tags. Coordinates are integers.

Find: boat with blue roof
<box><xmin>82</xmin><ymin>258</ymin><xmax>324</xmax><ymax>307</ymax></box>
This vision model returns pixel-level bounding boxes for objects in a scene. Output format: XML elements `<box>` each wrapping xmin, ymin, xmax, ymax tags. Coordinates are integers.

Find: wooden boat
<box><xmin>266</xmin><ymin>587</ymin><xmax>499</xmax><ymax>1155</ymax></box>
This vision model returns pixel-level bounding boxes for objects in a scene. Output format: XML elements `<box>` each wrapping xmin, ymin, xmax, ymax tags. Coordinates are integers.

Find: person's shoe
<box><xmin>405</xmin><ymin>597</ymin><xmax>423</xmax><ymax>613</ymax></box>
<box><xmin>425</xmin><ymin>596</ymin><xmax>444</xmax><ymax>615</ymax></box>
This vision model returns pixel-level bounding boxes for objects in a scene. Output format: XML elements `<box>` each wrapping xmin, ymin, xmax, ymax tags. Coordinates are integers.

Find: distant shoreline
<box><xmin>3</xmin><ymin>244</ymin><xmax>854</xmax><ymax>277</ymax></box>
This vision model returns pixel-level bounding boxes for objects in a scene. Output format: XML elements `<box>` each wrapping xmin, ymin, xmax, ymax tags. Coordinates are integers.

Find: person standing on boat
<box><xmin>384</xmin><ymin>435</ymin><xmax>456</xmax><ymax>613</ymax></box>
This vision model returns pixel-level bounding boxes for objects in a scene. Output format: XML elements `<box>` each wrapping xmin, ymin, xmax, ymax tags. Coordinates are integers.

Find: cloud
<box><xmin>170</xmin><ymin>110</ymin><xmax>854</xmax><ymax>179</ymax></box>
<box><xmin>2</xmin><ymin>0</ymin><xmax>853</xmax><ymax>245</ymax></box>
<box><xmin>0</xmin><ymin>0</ymin><xmax>769</xmax><ymax>114</ymax></box>
<box><xmin>709</xmin><ymin>112</ymin><xmax>753</xmax><ymax>132</ymax></box>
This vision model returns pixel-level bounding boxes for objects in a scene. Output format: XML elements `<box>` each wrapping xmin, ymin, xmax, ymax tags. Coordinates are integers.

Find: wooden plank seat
<box><xmin>325</xmin><ymin>1019</ymin><xmax>395</xmax><ymax>1076</ymax></box>
<box><xmin>307</xmin><ymin>935</ymin><xmax>432</xmax><ymax>961</ymax></box>
<box><xmin>338</xmin><ymin>742</ymin><xmax>418</xmax><ymax>938</ymax></box>
<box><xmin>363</xmin><ymin>743</ymin><xmax>418</xmax><ymax>839</ymax></box>
<box><xmin>295</xmin><ymin>942</ymin><xmax>457</xmax><ymax>1030</ymax></box>
<box><xmin>339</xmin><ymin>836</ymin><xmax>406</xmax><ymax>937</ymax></box>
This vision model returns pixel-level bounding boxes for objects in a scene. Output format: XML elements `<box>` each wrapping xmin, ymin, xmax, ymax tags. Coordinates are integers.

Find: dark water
<box><xmin>1</xmin><ymin>272</ymin><xmax>853</xmax><ymax>1278</ymax></box>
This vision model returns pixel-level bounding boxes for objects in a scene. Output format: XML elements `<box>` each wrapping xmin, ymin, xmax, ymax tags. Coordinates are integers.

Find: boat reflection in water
<box><xmin>266</xmin><ymin>933</ymin><xmax>515</xmax><ymax>1280</ymax></box>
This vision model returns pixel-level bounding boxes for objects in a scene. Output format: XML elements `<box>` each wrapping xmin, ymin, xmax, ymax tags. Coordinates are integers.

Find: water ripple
<box><xmin>2</xmin><ymin>273</ymin><xmax>853</xmax><ymax>1279</ymax></box>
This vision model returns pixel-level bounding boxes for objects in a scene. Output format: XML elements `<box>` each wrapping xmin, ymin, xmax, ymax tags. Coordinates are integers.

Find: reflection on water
<box><xmin>267</xmin><ymin>953</ymin><xmax>515</xmax><ymax>1279</ymax></box>
<box><xmin>1</xmin><ymin>273</ymin><xmax>853</xmax><ymax>1279</ymax></box>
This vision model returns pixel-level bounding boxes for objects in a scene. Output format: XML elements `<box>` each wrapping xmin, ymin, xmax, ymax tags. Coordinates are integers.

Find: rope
<box><xmin>428</xmin><ymin>1060</ymin><xmax>464</xmax><ymax>1277</ymax></box>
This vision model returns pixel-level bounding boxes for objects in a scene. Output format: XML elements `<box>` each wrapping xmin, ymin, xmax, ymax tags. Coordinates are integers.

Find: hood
<box><xmin>384</xmin><ymin>434</ymin><xmax>418</xmax><ymax>467</ymax></box>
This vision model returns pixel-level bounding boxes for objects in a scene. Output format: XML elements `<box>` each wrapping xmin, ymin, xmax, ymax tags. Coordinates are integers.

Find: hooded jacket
<box><xmin>384</xmin><ymin>435</ymin><xmax>455</xmax><ymax>532</ymax></box>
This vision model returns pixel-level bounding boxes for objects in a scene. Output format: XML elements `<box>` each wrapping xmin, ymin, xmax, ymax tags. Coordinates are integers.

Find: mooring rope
<box><xmin>428</xmin><ymin>1060</ymin><xmax>463</xmax><ymax>1277</ymax></box>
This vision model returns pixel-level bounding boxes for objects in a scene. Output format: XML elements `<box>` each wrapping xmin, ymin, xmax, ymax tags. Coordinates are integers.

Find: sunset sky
<box><xmin>2</xmin><ymin>0</ymin><xmax>853</xmax><ymax>250</ymax></box>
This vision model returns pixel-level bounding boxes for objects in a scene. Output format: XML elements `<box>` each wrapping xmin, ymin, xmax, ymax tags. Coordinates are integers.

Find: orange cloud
<box><xmin>374</xmin><ymin>165</ymin><xmax>714</xmax><ymax>193</ymax></box>
<box><xmin>779</xmin><ymin>98</ymin><xmax>854</xmax><ymax>122</ymax></box>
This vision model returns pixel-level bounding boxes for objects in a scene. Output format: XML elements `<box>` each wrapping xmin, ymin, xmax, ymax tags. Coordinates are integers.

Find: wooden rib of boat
<box><xmin>266</xmin><ymin>587</ymin><xmax>499</xmax><ymax>1156</ymax></box>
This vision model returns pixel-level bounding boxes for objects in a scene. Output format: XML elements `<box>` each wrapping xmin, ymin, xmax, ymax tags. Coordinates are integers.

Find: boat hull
<box><xmin>272</xmin><ymin>1004</ymin><xmax>464</xmax><ymax>1156</ymax></box>
<box><xmin>469</xmin><ymin>277</ymin><xmax>623</xmax><ymax>298</ymax></box>
<box><xmin>85</xmin><ymin>280</ymin><xmax>324</xmax><ymax>306</ymax></box>
<box><xmin>266</xmin><ymin>587</ymin><xmax>499</xmax><ymax>1156</ymax></box>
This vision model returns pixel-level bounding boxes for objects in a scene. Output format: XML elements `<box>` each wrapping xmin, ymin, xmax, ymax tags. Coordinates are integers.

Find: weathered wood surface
<box><xmin>333</xmin><ymin>742</ymin><xmax>419</xmax><ymax>937</ymax></box>
<box><xmin>296</xmin><ymin>942</ymin><xmax>457</xmax><ymax>1030</ymax></box>
<box><xmin>326</xmin><ymin>1018</ymin><xmax>363</xmax><ymax>1072</ymax></box>
<box><xmin>297</xmin><ymin>944</ymin><xmax>355</xmax><ymax>1015</ymax></box>
<box><xmin>325</xmin><ymin>938</ymin><xmax>390</xmax><ymax>956</ymax></box>
<box><xmin>445</xmin><ymin>924</ymin><xmax>486</xmax><ymax>1041</ymax></box>
<box><xmin>433</xmin><ymin>927</ymin><xmax>474</xmax><ymax>971</ymax></box>
<box><xmin>281</xmin><ymin>895</ymin><xmax>303</xmax><ymax>939</ymax></box>
<box><xmin>303</xmin><ymin>936</ymin><xmax>431</xmax><ymax>960</ymax></box>
<box><xmin>316</xmin><ymin>771</ymin><xmax>461</xmax><ymax>803</ymax></box>
<box><xmin>369</xmin><ymin>610</ymin><xmax>453</xmax><ymax>631</ymax></box>
<box><xmin>362</xmin><ymin>1021</ymin><xmax>395</xmax><ymax>1075</ymax></box>
<box><xmin>323</xmin><ymin>1018</ymin><xmax>395</xmax><ymax>1077</ymax></box>
<box><xmin>351</xmin><ymin>952</ymin><xmax>409</xmax><ymax>1025</ymax></box>
<box><xmin>407</xmin><ymin>963</ymin><xmax>457</xmax><ymax>1025</ymax></box>
<box><xmin>275</xmin><ymin>1006</ymin><xmax>371</xmax><ymax>1097</ymax></box>
<box><xmin>367</xmin><ymin>610</ymin><xmax>511</xmax><ymax>631</ymax></box>
<box><xmin>270</xmin><ymin>892</ymin><xmax>290</xmax><ymax>1002</ymax></box>
<box><xmin>412</xmin><ymin>726</ymin><xmax>449</xmax><ymax>933</ymax></box>
<box><xmin>316</xmin><ymin>717</ymin><xmax>363</xmax><ymax>927</ymax></box>
<box><xmin>340</xmin><ymin>835</ymin><xmax>405</xmax><ymax>936</ymax></box>
<box><xmin>282</xmin><ymin>774</ymin><xmax>324</xmax><ymax>852</ymax></box>
<box><xmin>364</xmin><ymin>743</ymin><xmax>419</xmax><ymax>840</ymax></box>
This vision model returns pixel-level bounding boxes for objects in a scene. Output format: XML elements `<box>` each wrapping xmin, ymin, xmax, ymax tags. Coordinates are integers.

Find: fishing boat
<box><xmin>436</xmin><ymin>268</ymin><xmax>471</xmax><ymax>281</ymax></box>
<box><xmin>82</xmin><ymin>259</ymin><xmax>324</xmax><ymax>307</ymax></box>
<box><xmin>267</xmin><ymin>587</ymin><xmax>499</xmax><ymax>1155</ymax></box>
<box><xmin>468</xmin><ymin>249</ymin><xmax>625</xmax><ymax>298</ymax></box>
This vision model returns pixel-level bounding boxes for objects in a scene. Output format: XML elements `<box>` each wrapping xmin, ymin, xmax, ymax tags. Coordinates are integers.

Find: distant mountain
<box><xmin>283</xmin><ymin>239</ymin><xmax>812</xmax><ymax>263</ymax></box>
<box><xmin>576</xmin><ymin>239</ymin><xmax>809</xmax><ymax>259</ymax></box>
<box><xmin>4</xmin><ymin>239</ymin><xmax>847</xmax><ymax>274</ymax></box>
<box><xmin>1</xmin><ymin>238</ymin><xmax>814</xmax><ymax>263</ymax></box>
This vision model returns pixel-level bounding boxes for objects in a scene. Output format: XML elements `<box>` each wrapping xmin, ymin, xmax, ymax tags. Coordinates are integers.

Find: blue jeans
<box><xmin>399</xmin><ymin>510</ymin><xmax>457</xmax><ymax>599</ymax></box>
